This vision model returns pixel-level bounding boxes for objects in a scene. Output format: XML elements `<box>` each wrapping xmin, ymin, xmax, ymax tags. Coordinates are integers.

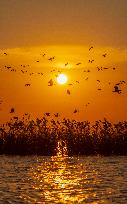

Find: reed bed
<box><xmin>0</xmin><ymin>115</ymin><xmax>127</xmax><ymax>156</ymax></box>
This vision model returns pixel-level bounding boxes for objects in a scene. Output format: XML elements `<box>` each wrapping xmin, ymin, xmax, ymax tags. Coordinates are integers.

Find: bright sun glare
<box><xmin>57</xmin><ymin>74</ymin><xmax>68</xmax><ymax>84</ymax></box>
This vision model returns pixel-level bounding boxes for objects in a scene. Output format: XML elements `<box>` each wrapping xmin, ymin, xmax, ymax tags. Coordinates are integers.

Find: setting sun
<box><xmin>57</xmin><ymin>74</ymin><xmax>68</xmax><ymax>84</ymax></box>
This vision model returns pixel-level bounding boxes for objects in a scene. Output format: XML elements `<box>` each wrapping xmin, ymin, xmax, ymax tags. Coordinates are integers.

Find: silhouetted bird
<box><xmin>30</xmin><ymin>72</ymin><xmax>34</xmax><ymax>76</ymax></box>
<box><xmin>7</xmin><ymin>66</ymin><xmax>11</xmax><ymax>69</ymax></box>
<box><xmin>48</xmin><ymin>79</ymin><xmax>54</xmax><ymax>86</ymax></box>
<box><xmin>11</xmin><ymin>69</ymin><xmax>15</xmax><ymax>72</ymax></box>
<box><xmin>88</xmin><ymin>60</ymin><xmax>94</xmax><ymax>63</ymax></box>
<box><xmin>4</xmin><ymin>52</ymin><xmax>7</xmax><ymax>55</ymax></box>
<box><xmin>67</xmin><ymin>89</ymin><xmax>71</xmax><ymax>95</ymax></box>
<box><xmin>97</xmin><ymin>67</ymin><xmax>100</xmax><ymax>71</ymax></box>
<box><xmin>48</xmin><ymin>56</ymin><xmax>55</xmax><ymax>61</ymax></box>
<box><xmin>85</xmin><ymin>102</ymin><xmax>90</xmax><ymax>107</ymax></box>
<box><xmin>73</xmin><ymin>109</ymin><xmax>79</xmax><ymax>113</ymax></box>
<box><xmin>89</xmin><ymin>46</ymin><xmax>93</xmax><ymax>51</ymax></box>
<box><xmin>10</xmin><ymin>108</ymin><xmax>15</xmax><ymax>113</ymax></box>
<box><xmin>65</xmin><ymin>62</ymin><xmax>68</xmax><ymax>66</ymax></box>
<box><xmin>25</xmin><ymin>83</ymin><xmax>31</xmax><ymax>87</ymax></box>
<box><xmin>51</xmin><ymin>69</ymin><xmax>55</xmax><ymax>72</ymax></box>
<box><xmin>102</xmin><ymin>53</ymin><xmax>107</xmax><ymax>57</ymax></box>
<box><xmin>76</xmin><ymin>62</ymin><xmax>81</xmax><ymax>65</ymax></box>
<box><xmin>48</xmin><ymin>57</ymin><xmax>53</xmax><ymax>61</ymax></box>
<box><xmin>112</xmin><ymin>85</ymin><xmax>121</xmax><ymax>94</ymax></box>
<box><xmin>97</xmin><ymin>80</ymin><xmax>100</xmax><ymax>83</ymax></box>
<box><xmin>97</xmin><ymin>67</ymin><xmax>103</xmax><ymax>71</ymax></box>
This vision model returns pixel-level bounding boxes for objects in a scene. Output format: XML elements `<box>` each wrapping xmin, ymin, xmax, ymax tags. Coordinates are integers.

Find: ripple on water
<box><xmin>0</xmin><ymin>155</ymin><xmax>127</xmax><ymax>203</ymax></box>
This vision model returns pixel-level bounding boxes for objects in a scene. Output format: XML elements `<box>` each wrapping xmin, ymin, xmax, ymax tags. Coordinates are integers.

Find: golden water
<box><xmin>56</xmin><ymin>140</ymin><xmax>68</xmax><ymax>157</ymax></box>
<box><xmin>0</xmin><ymin>155</ymin><xmax>127</xmax><ymax>203</ymax></box>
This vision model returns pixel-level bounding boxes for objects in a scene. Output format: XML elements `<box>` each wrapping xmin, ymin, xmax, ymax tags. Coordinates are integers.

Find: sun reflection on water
<box><xmin>31</xmin><ymin>157</ymin><xmax>88</xmax><ymax>203</ymax></box>
<box><xmin>56</xmin><ymin>140</ymin><xmax>68</xmax><ymax>157</ymax></box>
<box><xmin>19</xmin><ymin>144</ymin><xmax>115</xmax><ymax>203</ymax></box>
<box><xmin>0</xmin><ymin>155</ymin><xmax>126</xmax><ymax>203</ymax></box>
<box><xmin>27</xmin><ymin>154</ymin><xmax>114</xmax><ymax>204</ymax></box>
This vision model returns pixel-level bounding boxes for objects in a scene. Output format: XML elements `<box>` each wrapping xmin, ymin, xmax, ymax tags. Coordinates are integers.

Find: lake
<box><xmin>0</xmin><ymin>155</ymin><xmax>127</xmax><ymax>203</ymax></box>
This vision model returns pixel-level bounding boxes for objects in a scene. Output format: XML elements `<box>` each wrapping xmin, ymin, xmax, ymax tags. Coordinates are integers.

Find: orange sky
<box><xmin>0</xmin><ymin>45</ymin><xmax>127</xmax><ymax>123</ymax></box>
<box><xmin>0</xmin><ymin>0</ymin><xmax>127</xmax><ymax>123</ymax></box>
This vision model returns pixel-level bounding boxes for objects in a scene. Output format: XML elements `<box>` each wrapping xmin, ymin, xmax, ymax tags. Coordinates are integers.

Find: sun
<box><xmin>57</xmin><ymin>74</ymin><xmax>68</xmax><ymax>84</ymax></box>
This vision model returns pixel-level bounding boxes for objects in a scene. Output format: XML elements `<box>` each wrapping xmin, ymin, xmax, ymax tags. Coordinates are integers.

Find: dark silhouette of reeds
<box><xmin>0</xmin><ymin>115</ymin><xmax>127</xmax><ymax>156</ymax></box>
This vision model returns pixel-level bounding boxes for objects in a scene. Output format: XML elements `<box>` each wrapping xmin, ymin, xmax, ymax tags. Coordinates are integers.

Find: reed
<box><xmin>0</xmin><ymin>115</ymin><xmax>127</xmax><ymax>156</ymax></box>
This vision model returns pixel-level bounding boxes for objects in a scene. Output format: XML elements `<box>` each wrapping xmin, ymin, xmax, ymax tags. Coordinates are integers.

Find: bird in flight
<box><xmin>10</xmin><ymin>108</ymin><xmax>15</xmax><ymax>113</ymax></box>
<box><xmin>48</xmin><ymin>57</ymin><xmax>53</xmax><ymax>61</ymax></box>
<box><xmin>76</xmin><ymin>80</ymin><xmax>79</xmax><ymax>83</ymax></box>
<box><xmin>67</xmin><ymin>89</ymin><xmax>71</xmax><ymax>95</ymax></box>
<box><xmin>73</xmin><ymin>109</ymin><xmax>79</xmax><ymax>113</ymax></box>
<box><xmin>112</xmin><ymin>85</ymin><xmax>121</xmax><ymax>94</ymax></box>
<box><xmin>85</xmin><ymin>102</ymin><xmax>90</xmax><ymax>107</ymax></box>
<box><xmin>89</xmin><ymin>46</ymin><xmax>93</xmax><ymax>51</ymax></box>
<box><xmin>88</xmin><ymin>60</ymin><xmax>94</xmax><ymax>63</ymax></box>
<box><xmin>6</xmin><ymin>66</ymin><xmax>11</xmax><ymax>69</ymax></box>
<box><xmin>21</xmin><ymin>70</ymin><xmax>24</xmax><ymax>74</ymax></box>
<box><xmin>48</xmin><ymin>79</ymin><xmax>54</xmax><ymax>86</ymax></box>
<box><xmin>65</xmin><ymin>62</ymin><xmax>68</xmax><ymax>66</ymax></box>
<box><xmin>76</xmin><ymin>62</ymin><xmax>82</xmax><ymax>66</ymax></box>
<box><xmin>25</xmin><ymin>83</ymin><xmax>31</xmax><ymax>87</ymax></box>
<box><xmin>97</xmin><ymin>80</ymin><xmax>101</xmax><ymax>83</ymax></box>
<box><xmin>87</xmin><ymin>69</ymin><xmax>91</xmax><ymax>73</ymax></box>
<box><xmin>102</xmin><ymin>53</ymin><xmax>107</xmax><ymax>57</ymax></box>
<box><xmin>48</xmin><ymin>56</ymin><xmax>55</xmax><ymax>61</ymax></box>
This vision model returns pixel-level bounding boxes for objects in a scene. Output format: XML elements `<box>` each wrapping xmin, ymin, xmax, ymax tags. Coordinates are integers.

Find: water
<box><xmin>0</xmin><ymin>155</ymin><xmax>127</xmax><ymax>203</ymax></box>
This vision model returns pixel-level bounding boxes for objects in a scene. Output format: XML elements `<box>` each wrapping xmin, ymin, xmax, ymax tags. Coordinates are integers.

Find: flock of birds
<box><xmin>0</xmin><ymin>46</ymin><xmax>126</xmax><ymax>117</ymax></box>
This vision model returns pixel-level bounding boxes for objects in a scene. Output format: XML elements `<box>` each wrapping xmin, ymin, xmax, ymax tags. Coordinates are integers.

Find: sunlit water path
<box><xmin>0</xmin><ymin>155</ymin><xmax>127</xmax><ymax>203</ymax></box>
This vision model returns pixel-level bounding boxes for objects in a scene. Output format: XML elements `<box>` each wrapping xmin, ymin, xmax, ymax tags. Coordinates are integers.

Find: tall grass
<box><xmin>0</xmin><ymin>115</ymin><xmax>127</xmax><ymax>156</ymax></box>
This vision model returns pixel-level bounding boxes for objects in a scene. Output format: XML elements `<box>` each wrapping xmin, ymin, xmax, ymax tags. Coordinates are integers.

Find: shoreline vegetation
<box><xmin>0</xmin><ymin>115</ymin><xmax>127</xmax><ymax>156</ymax></box>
